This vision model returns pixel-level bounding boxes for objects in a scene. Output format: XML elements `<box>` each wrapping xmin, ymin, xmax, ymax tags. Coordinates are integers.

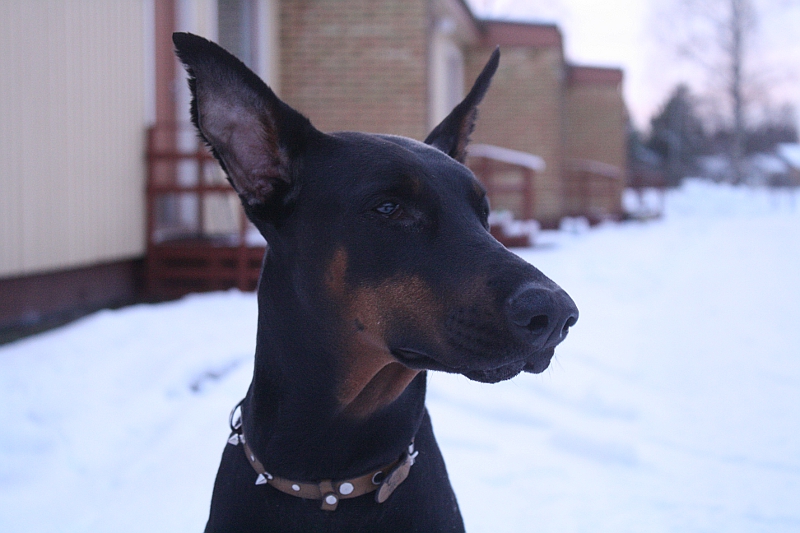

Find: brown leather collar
<box><xmin>228</xmin><ymin>402</ymin><xmax>418</xmax><ymax>511</ymax></box>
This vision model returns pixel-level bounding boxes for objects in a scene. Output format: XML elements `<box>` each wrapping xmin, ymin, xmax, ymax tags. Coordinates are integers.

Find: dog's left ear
<box><xmin>424</xmin><ymin>48</ymin><xmax>499</xmax><ymax>163</ymax></box>
<box><xmin>173</xmin><ymin>32</ymin><xmax>321</xmax><ymax>209</ymax></box>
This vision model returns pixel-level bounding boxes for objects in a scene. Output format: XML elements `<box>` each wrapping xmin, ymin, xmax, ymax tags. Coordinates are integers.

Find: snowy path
<box><xmin>1</xmin><ymin>181</ymin><xmax>799</xmax><ymax>532</ymax></box>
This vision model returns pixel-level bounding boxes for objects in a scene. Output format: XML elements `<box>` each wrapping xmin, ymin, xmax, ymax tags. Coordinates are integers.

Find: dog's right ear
<box><xmin>173</xmin><ymin>32</ymin><xmax>320</xmax><ymax>208</ymax></box>
<box><xmin>424</xmin><ymin>48</ymin><xmax>499</xmax><ymax>163</ymax></box>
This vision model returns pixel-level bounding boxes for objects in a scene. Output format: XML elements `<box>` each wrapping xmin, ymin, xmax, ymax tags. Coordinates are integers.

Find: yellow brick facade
<box><xmin>466</xmin><ymin>42</ymin><xmax>566</xmax><ymax>225</ymax></box>
<box><xmin>278</xmin><ymin>7</ymin><xmax>627</xmax><ymax>227</ymax></box>
<box><xmin>280</xmin><ymin>0</ymin><xmax>429</xmax><ymax>140</ymax></box>
<box><xmin>564</xmin><ymin>68</ymin><xmax>627</xmax><ymax>217</ymax></box>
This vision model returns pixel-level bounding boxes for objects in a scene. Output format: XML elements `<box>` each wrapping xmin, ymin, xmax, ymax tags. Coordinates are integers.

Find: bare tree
<box><xmin>727</xmin><ymin>0</ymin><xmax>755</xmax><ymax>183</ymax></box>
<box><xmin>670</xmin><ymin>0</ymin><xmax>758</xmax><ymax>183</ymax></box>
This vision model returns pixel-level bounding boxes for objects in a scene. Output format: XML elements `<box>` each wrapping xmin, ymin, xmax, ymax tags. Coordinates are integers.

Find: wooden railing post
<box><xmin>145</xmin><ymin>123</ymin><xmax>266</xmax><ymax>299</ymax></box>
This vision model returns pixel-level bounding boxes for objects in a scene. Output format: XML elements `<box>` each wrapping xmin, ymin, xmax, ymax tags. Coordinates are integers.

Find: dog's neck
<box><xmin>240</xmin><ymin>258</ymin><xmax>427</xmax><ymax>481</ymax></box>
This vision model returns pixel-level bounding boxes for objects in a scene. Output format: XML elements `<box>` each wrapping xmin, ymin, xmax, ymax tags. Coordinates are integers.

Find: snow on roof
<box><xmin>569</xmin><ymin>158</ymin><xmax>623</xmax><ymax>179</ymax></box>
<box><xmin>699</xmin><ymin>155</ymin><xmax>730</xmax><ymax>174</ymax></box>
<box><xmin>749</xmin><ymin>153</ymin><xmax>788</xmax><ymax>174</ymax></box>
<box><xmin>777</xmin><ymin>143</ymin><xmax>800</xmax><ymax>169</ymax></box>
<box><xmin>467</xmin><ymin>144</ymin><xmax>546</xmax><ymax>171</ymax></box>
<box><xmin>4</xmin><ymin>181</ymin><xmax>800</xmax><ymax>531</ymax></box>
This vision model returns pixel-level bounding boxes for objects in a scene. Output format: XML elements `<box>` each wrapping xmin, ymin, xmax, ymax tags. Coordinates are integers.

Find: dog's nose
<box><xmin>505</xmin><ymin>284</ymin><xmax>579</xmax><ymax>349</ymax></box>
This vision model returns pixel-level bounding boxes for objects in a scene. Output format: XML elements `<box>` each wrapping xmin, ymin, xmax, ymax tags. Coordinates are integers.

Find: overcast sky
<box><xmin>466</xmin><ymin>0</ymin><xmax>800</xmax><ymax>134</ymax></box>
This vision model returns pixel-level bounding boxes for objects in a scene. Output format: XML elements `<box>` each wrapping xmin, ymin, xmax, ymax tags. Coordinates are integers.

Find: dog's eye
<box><xmin>375</xmin><ymin>201</ymin><xmax>401</xmax><ymax>217</ymax></box>
<box><xmin>480</xmin><ymin>198</ymin><xmax>490</xmax><ymax>229</ymax></box>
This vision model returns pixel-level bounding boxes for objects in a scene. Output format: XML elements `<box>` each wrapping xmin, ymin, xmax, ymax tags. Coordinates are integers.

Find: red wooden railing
<box><xmin>563</xmin><ymin>159</ymin><xmax>625</xmax><ymax>224</ymax></box>
<box><xmin>145</xmin><ymin>124</ymin><xmax>265</xmax><ymax>298</ymax></box>
<box><xmin>467</xmin><ymin>144</ymin><xmax>544</xmax><ymax>246</ymax></box>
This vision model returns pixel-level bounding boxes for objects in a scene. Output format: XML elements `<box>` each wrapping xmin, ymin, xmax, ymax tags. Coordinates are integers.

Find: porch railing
<box><xmin>564</xmin><ymin>159</ymin><xmax>625</xmax><ymax>224</ymax></box>
<box><xmin>466</xmin><ymin>144</ymin><xmax>545</xmax><ymax>247</ymax></box>
<box><xmin>145</xmin><ymin>124</ymin><xmax>265</xmax><ymax>298</ymax></box>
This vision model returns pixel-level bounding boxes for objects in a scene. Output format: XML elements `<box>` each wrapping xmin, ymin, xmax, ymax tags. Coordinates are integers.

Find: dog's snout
<box><xmin>505</xmin><ymin>284</ymin><xmax>579</xmax><ymax>348</ymax></box>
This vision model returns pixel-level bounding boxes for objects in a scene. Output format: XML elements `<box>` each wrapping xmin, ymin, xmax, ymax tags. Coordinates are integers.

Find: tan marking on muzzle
<box><xmin>324</xmin><ymin>248</ymin><xmax>444</xmax><ymax>418</ymax></box>
<box><xmin>324</xmin><ymin>248</ymin><xmax>349</xmax><ymax>299</ymax></box>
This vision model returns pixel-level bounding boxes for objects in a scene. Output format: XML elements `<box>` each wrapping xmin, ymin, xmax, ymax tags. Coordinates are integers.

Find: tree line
<box><xmin>631</xmin><ymin>85</ymin><xmax>797</xmax><ymax>187</ymax></box>
<box><xmin>631</xmin><ymin>0</ymin><xmax>799</xmax><ymax>187</ymax></box>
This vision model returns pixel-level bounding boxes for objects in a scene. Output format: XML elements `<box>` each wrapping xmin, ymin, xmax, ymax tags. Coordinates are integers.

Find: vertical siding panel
<box><xmin>0</xmin><ymin>2</ymin><xmax>23</xmax><ymax>272</ymax></box>
<box><xmin>0</xmin><ymin>0</ymin><xmax>146</xmax><ymax>278</ymax></box>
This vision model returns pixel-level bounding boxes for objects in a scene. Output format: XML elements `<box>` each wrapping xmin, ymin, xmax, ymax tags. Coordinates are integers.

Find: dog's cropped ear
<box><xmin>424</xmin><ymin>48</ymin><xmax>499</xmax><ymax>163</ymax></box>
<box><xmin>173</xmin><ymin>32</ymin><xmax>320</xmax><ymax>207</ymax></box>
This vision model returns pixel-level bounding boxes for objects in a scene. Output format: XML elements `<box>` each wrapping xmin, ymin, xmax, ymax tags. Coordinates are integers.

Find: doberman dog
<box><xmin>173</xmin><ymin>32</ymin><xmax>578</xmax><ymax>533</ymax></box>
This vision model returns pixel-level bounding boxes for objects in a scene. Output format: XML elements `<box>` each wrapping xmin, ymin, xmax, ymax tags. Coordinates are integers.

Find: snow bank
<box><xmin>1</xmin><ymin>182</ymin><xmax>799</xmax><ymax>532</ymax></box>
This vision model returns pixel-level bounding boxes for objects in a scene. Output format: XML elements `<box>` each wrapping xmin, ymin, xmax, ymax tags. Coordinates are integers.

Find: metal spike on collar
<box><xmin>408</xmin><ymin>443</ymin><xmax>419</xmax><ymax>465</ymax></box>
<box><xmin>228</xmin><ymin>434</ymin><xmax>241</xmax><ymax>446</ymax></box>
<box><xmin>255</xmin><ymin>473</ymin><xmax>268</xmax><ymax>485</ymax></box>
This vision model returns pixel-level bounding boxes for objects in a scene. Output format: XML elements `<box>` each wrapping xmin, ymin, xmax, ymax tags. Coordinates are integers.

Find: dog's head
<box><xmin>174</xmin><ymin>33</ymin><xmax>577</xmax><ymax>412</ymax></box>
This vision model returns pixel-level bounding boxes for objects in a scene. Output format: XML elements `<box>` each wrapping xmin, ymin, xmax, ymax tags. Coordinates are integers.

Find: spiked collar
<box><xmin>228</xmin><ymin>400</ymin><xmax>418</xmax><ymax>511</ymax></box>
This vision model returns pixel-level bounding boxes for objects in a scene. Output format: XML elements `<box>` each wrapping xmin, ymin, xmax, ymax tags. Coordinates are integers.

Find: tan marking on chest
<box><xmin>340</xmin><ymin>362</ymin><xmax>420</xmax><ymax>419</ymax></box>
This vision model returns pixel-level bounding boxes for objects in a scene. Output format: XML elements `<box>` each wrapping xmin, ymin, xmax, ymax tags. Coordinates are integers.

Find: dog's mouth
<box><xmin>391</xmin><ymin>348</ymin><xmax>450</xmax><ymax>373</ymax></box>
<box><xmin>391</xmin><ymin>346</ymin><xmax>556</xmax><ymax>384</ymax></box>
<box><xmin>462</xmin><ymin>347</ymin><xmax>556</xmax><ymax>383</ymax></box>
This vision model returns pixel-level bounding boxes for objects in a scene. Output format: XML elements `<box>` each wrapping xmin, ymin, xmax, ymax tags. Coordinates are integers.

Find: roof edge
<box><xmin>567</xmin><ymin>65</ymin><xmax>624</xmax><ymax>85</ymax></box>
<box><xmin>477</xmin><ymin>20</ymin><xmax>563</xmax><ymax>48</ymax></box>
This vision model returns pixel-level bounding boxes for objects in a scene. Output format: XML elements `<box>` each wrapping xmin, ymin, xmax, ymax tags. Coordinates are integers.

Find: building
<box><xmin>0</xmin><ymin>0</ymin><xmax>627</xmax><ymax>334</ymax></box>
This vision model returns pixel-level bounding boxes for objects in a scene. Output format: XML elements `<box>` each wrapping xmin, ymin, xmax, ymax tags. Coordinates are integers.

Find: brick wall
<box><xmin>565</xmin><ymin>67</ymin><xmax>627</xmax><ymax>217</ymax></box>
<box><xmin>465</xmin><ymin>23</ymin><xmax>566</xmax><ymax>227</ymax></box>
<box><xmin>278</xmin><ymin>8</ymin><xmax>628</xmax><ymax>226</ymax></box>
<box><xmin>280</xmin><ymin>0</ymin><xmax>430</xmax><ymax>140</ymax></box>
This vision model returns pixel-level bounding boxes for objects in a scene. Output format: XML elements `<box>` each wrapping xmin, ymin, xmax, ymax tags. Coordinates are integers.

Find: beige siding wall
<box><xmin>0</xmin><ymin>0</ymin><xmax>146</xmax><ymax>278</ymax></box>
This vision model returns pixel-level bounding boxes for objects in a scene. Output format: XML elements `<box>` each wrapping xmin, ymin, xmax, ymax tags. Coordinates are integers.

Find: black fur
<box><xmin>173</xmin><ymin>32</ymin><xmax>578</xmax><ymax>532</ymax></box>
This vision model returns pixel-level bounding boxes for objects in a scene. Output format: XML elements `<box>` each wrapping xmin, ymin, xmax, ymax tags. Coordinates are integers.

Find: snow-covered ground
<box><xmin>2</xmin><ymin>180</ymin><xmax>799</xmax><ymax>532</ymax></box>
